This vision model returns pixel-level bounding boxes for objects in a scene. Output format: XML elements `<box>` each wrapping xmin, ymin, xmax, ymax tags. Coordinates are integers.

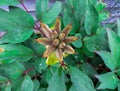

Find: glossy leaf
<box><xmin>96</xmin><ymin>1</ymin><xmax>107</xmax><ymax>12</ymax></box>
<box><xmin>34</xmin><ymin>58</ymin><xmax>47</xmax><ymax>73</ymax></box>
<box><xmin>36</xmin><ymin>0</ymin><xmax>49</xmax><ymax>20</ymax></box>
<box><xmin>99</xmin><ymin>11</ymin><xmax>109</xmax><ymax>21</ymax></box>
<box><xmin>75</xmin><ymin>0</ymin><xmax>86</xmax><ymax>21</ymax></box>
<box><xmin>42</xmin><ymin>2</ymin><xmax>62</xmax><ymax>24</ymax></box>
<box><xmin>33</xmin><ymin>79</ymin><xmax>40</xmax><ymax>91</ymax></box>
<box><xmin>21</xmin><ymin>75</ymin><xmax>33</xmax><ymax>91</ymax></box>
<box><xmin>80</xmin><ymin>63</ymin><xmax>98</xmax><ymax>77</ymax></box>
<box><xmin>85</xmin><ymin>3</ymin><xmax>99</xmax><ymax>35</ymax></box>
<box><xmin>70</xmin><ymin>66</ymin><xmax>95</xmax><ymax>91</ymax></box>
<box><xmin>69</xmin><ymin>85</ymin><xmax>77</xmax><ymax>91</ymax></box>
<box><xmin>65</xmin><ymin>0</ymin><xmax>80</xmax><ymax>9</ymax></box>
<box><xmin>107</xmin><ymin>29</ymin><xmax>120</xmax><ymax>69</ymax></box>
<box><xmin>117</xmin><ymin>18</ymin><xmax>120</xmax><ymax>37</ymax></box>
<box><xmin>47</xmin><ymin>68</ymin><xmax>66</xmax><ymax>91</ymax></box>
<box><xmin>0</xmin><ymin>6</ymin><xmax>34</xmax><ymax>43</ymax></box>
<box><xmin>96</xmin><ymin>72</ymin><xmax>120</xmax><ymax>89</ymax></box>
<box><xmin>96</xmin><ymin>51</ymin><xmax>115</xmax><ymax>71</ymax></box>
<box><xmin>0</xmin><ymin>61</ymin><xmax>25</xmax><ymax>80</ymax></box>
<box><xmin>0</xmin><ymin>0</ymin><xmax>21</xmax><ymax>5</ymax></box>
<box><xmin>84</xmin><ymin>34</ymin><xmax>106</xmax><ymax>52</ymax></box>
<box><xmin>0</xmin><ymin>44</ymin><xmax>34</xmax><ymax>64</ymax></box>
<box><xmin>72</xmin><ymin>33</ymin><xmax>82</xmax><ymax>48</ymax></box>
<box><xmin>36</xmin><ymin>1</ymin><xmax>61</xmax><ymax>24</ymax></box>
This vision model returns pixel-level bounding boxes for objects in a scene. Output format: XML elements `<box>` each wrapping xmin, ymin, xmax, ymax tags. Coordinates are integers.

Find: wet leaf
<box><xmin>96</xmin><ymin>72</ymin><xmax>120</xmax><ymax>89</ymax></box>
<box><xmin>70</xmin><ymin>66</ymin><xmax>95</xmax><ymax>91</ymax></box>
<box><xmin>0</xmin><ymin>44</ymin><xmax>34</xmax><ymax>64</ymax></box>
<box><xmin>47</xmin><ymin>68</ymin><xmax>66</xmax><ymax>91</ymax></box>
<box><xmin>0</xmin><ymin>6</ymin><xmax>34</xmax><ymax>43</ymax></box>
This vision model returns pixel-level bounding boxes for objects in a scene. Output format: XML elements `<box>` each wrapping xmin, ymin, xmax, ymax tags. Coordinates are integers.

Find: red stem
<box><xmin>22</xmin><ymin>66</ymin><xmax>34</xmax><ymax>76</ymax></box>
<box><xmin>19</xmin><ymin>0</ymin><xmax>28</xmax><ymax>12</ymax></box>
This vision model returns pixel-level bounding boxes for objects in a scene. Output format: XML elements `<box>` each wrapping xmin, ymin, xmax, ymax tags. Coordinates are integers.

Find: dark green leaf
<box><xmin>34</xmin><ymin>58</ymin><xmax>47</xmax><ymax>73</ymax></box>
<box><xmin>65</xmin><ymin>0</ymin><xmax>80</xmax><ymax>10</ymax></box>
<box><xmin>107</xmin><ymin>29</ymin><xmax>120</xmax><ymax>69</ymax></box>
<box><xmin>75</xmin><ymin>0</ymin><xmax>86</xmax><ymax>21</ymax></box>
<box><xmin>85</xmin><ymin>3</ymin><xmax>99</xmax><ymax>35</ymax></box>
<box><xmin>36</xmin><ymin>0</ymin><xmax>48</xmax><ymax>20</ymax></box>
<box><xmin>96</xmin><ymin>72</ymin><xmax>120</xmax><ymax>89</ymax></box>
<box><xmin>0</xmin><ymin>6</ymin><xmax>34</xmax><ymax>43</ymax></box>
<box><xmin>96</xmin><ymin>51</ymin><xmax>115</xmax><ymax>71</ymax></box>
<box><xmin>99</xmin><ymin>11</ymin><xmax>109</xmax><ymax>21</ymax></box>
<box><xmin>84</xmin><ymin>30</ymin><xmax>107</xmax><ymax>52</ymax></box>
<box><xmin>25</xmin><ymin>38</ymin><xmax>45</xmax><ymax>55</ymax></box>
<box><xmin>33</xmin><ymin>79</ymin><xmax>40</xmax><ymax>91</ymax></box>
<box><xmin>82</xmin><ymin>45</ymin><xmax>95</xmax><ymax>58</ymax></box>
<box><xmin>117</xmin><ymin>18</ymin><xmax>120</xmax><ymax>37</ymax></box>
<box><xmin>70</xmin><ymin>66</ymin><xmax>95</xmax><ymax>91</ymax></box>
<box><xmin>72</xmin><ymin>33</ymin><xmax>82</xmax><ymax>48</ymax></box>
<box><xmin>89</xmin><ymin>0</ymin><xmax>97</xmax><ymax>5</ymax></box>
<box><xmin>47</xmin><ymin>68</ymin><xmax>66</xmax><ymax>91</ymax></box>
<box><xmin>42</xmin><ymin>2</ymin><xmax>62</xmax><ymax>24</ymax></box>
<box><xmin>0</xmin><ymin>0</ymin><xmax>21</xmax><ymax>5</ymax></box>
<box><xmin>21</xmin><ymin>75</ymin><xmax>33</xmax><ymax>91</ymax></box>
<box><xmin>80</xmin><ymin>63</ymin><xmax>98</xmax><ymax>77</ymax></box>
<box><xmin>0</xmin><ymin>44</ymin><xmax>34</xmax><ymax>64</ymax></box>
<box><xmin>69</xmin><ymin>85</ymin><xmax>77</xmax><ymax>91</ymax></box>
<box><xmin>0</xmin><ymin>61</ymin><xmax>25</xmax><ymax>79</ymax></box>
<box><xmin>96</xmin><ymin>1</ymin><xmax>107</xmax><ymax>12</ymax></box>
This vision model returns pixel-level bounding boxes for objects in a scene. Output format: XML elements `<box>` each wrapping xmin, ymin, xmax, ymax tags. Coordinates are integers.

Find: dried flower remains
<box><xmin>36</xmin><ymin>18</ymin><xmax>78</xmax><ymax>62</ymax></box>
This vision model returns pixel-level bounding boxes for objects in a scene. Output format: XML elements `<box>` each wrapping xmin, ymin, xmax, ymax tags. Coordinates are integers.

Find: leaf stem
<box><xmin>22</xmin><ymin>66</ymin><xmax>34</xmax><ymax>76</ymax></box>
<box><xmin>19</xmin><ymin>0</ymin><xmax>28</xmax><ymax>12</ymax></box>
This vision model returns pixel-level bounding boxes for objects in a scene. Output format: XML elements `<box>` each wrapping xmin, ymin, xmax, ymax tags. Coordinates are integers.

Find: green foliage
<box><xmin>0</xmin><ymin>0</ymin><xmax>21</xmax><ymax>5</ymax></box>
<box><xmin>70</xmin><ymin>66</ymin><xmax>96</xmax><ymax>91</ymax></box>
<box><xmin>36</xmin><ymin>0</ymin><xmax>62</xmax><ymax>24</ymax></box>
<box><xmin>0</xmin><ymin>6</ymin><xmax>34</xmax><ymax>43</ymax></box>
<box><xmin>1</xmin><ymin>0</ymin><xmax>120</xmax><ymax>91</ymax></box>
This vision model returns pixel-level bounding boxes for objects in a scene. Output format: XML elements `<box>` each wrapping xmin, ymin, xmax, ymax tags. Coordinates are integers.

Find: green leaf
<box><xmin>47</xmin><ymin>68</ymin><xmax>66</xmax><ymax>91</ymax></box>
<box><xmin>21</xmin><ymin>75</ymin><xmax>33</xmax><ymax>91</ymax></box>
<box><xmin>96</xmin><ymin>51</ymin><xmax>115</xmax><ymax>71</ymax></box>
<box><xmin>99</xmin><ymin>11</ymin><xmax>109</xmax><ymax>21</ymax></box>
<box><xmin>89</xmin><ymin>0</ymin><xmax>97</xmax><ymax>5</ymax></box>
<box><xmin>85</xmin><ymin>3</ymin><xmax>99</xmax><ymax>35</ymax></box>
<box><xmin>82</xmin><ymin>45</ymin><xmax>95</xmax><ymax>58</ymax></box>
<box><xmin>96</xmin><ymin>72</ymin><xmax>120</xmax><ymax>89</ymax></box>
<box><xmin>33</xmin><ymin>79</ymin><xmax>40</xmax><ymax>91</ymax></box>
<box><xmin>0</xmin><ymin>61</ymin><xmax>25</xmax><ymax>79</ymax></box>
<box><xmin>42</xmin><ymin>2</ymin><xmax>62</xmax><ymax>24</ymax></box>
<box><xmin>70</xmin><ymin>66</ymin><xmax>95</xmax><ymax>91</ymax></box>
<box><xmin>65</xmin><ymin>0</ymin><xmax>80</xmax><ymax>10</ymax></box>
<box><xmin>69</xmin><ymin>85</ymin><xmax>77</xmax><ymax>91</ymax></box>
<box><xmin>4</xmin><ymin>84</ymin><xmax>11</xmax><ymax>91</ymax></box>
<box><xmin>107</xmin><ymin>29</ymin><xmax>120</xmax><ymax>69</ymax></box>
<box><xmin>0</xmin><ymin>6</ymin><xmax>34</xmax><ymax>43</ymax></box>
<box><xmin>72</xmin><ymin>33</ymin><xmax>82</xmax><ymax>48</ymax></box>
<box><xmin>36</xmin><ymin>1</ymin><xmax>61</xmax><ymax>24</ymax></box>
<box><xmin>0</xmin><ymin>0</ymin><xmax>21</xmax><ymax>5</ymax></box>
<box><xmin>96</xmin><ymin>1</ymin><xmax>107</xmax><ymax>12</ymax></box>
<box><xmin>117</xmin><ymin>18</ymin><xmax>120</xmax><ymax>37</ymax></box>
<box><xmin>36</xmin><ymin>0</ymin><xmax>49</xmax><ymax>20</ymax></box>
<box><xmin>75</xmin><ymin>0</ymin><xmax>86</xmax><ymax>21</ymax></box>
<box><xmin>24</xmin><ymin>38</ymin><xmax>45</xmax><ymax>55</ymax></box>
<box><xmin>12</xmin><ymin>75</ymin><xmax>33</xmax><ymax>91</ymax></box>
<box><xmin>11</xmin><ymin>76</ymin><xmax>24</xmax><ymax>91</ymax></box>
<box><xmin>118</xmin><ymin>83</ymin><xmax>120</xmax><ymax>91</ymax></box>
<box><xmin>80</xmin><ymin>63</ymin><xmax>98</xmax><ymax>77</ymax></box>
<box><xmin>34</xmin><ymin>58</ymin><xmax>47</xmax><ymax>73</ymax></box>
<box><xmin>0</xmin><ymin>44</ymin><xmax>34</xmax><ymax>64</ymax></box>
<box><xmin>84</xmin><ymin>34</ymin><xmax>106</xmax><ymax>52</ymax></box>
